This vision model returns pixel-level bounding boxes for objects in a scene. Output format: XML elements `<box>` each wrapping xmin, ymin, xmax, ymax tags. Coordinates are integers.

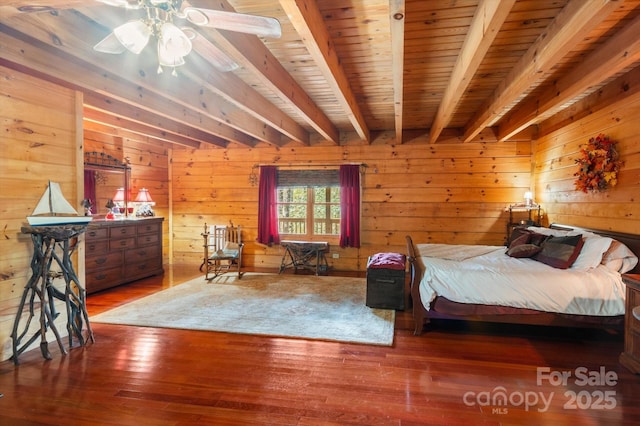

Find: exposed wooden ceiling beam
<box><xmin>78</xmin><ymin>4</ymin><xmax>308</xmax><ymax>146</ymax></box>
<box><xmin>67</xmin><ymin>9</ymin><xmax>286</xmax><ymax>147</ymax></box>
<box><xmin>82</xmin><ymin>115</ymin><xmax>201</xmax><ymax>149</ymax></box>
<box><xmin>538</xmin><ymin>65</ymin><xmax>640</xmax><ymax>138</ymax></box>
<box><xmin>429</xmin><ymin>0</ymin><xmax>514</xmax><ymax>144</ymax></box>
<box><xmin>498</xmin><ymin>13</ymin><xmax>640</xmax><ymax>141</ymax></box>
<box><xmin>186</xmin><ymin>0</ymin><xmax>338</xmax><ymax>144</ymax></box>
<box><xmin>389</xmin><ymin>0</ymin><xmax>405</xmax><ymax>144</ymax></box>
<box><xmin>83</xmin><ymin>103</ymin><xmax>226</xmax><ymax>149</ymax></box>
<box><xmin>0</xmin><ymin>13</ymin><xmax>269</xmax><ymax>147</ymax></box>
<box><xmin>279</xmin><ymin>0</ymin><xmax>370</xmax><ymax>142</ymax></box>
<box><xmin>462</xmin><ymin>0</ymin><xmax>621</xmax><ymax>143</ymax></box>
<box><xmin>83</xmin><ymin>92</ymin><xmax>228</xmax><ymax>148</ymax></box>
<box><xmin>0</xmin><ymin>27</ymin><xmax>256</xmax><ymax>147</ymax></box>
<box><xmin>0</xmin><ymin>1</ymin><xmax>84</xmax><ymax>18</ymax></box>
<box><xmin>187</xmin><ymin>36</ymin><xmax>310</xmax><ymax>145</ymax></box>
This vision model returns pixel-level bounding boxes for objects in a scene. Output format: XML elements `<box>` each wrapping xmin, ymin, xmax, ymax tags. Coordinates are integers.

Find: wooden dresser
<box><xmin>85</xmin><ymin>218</ymin><xmax>164</xmax><ymax>294</ymax></box>
<box><xmin>620</xmin><ymin>274</ymin><xmax>640</xmax><ymax>374</ymax></box>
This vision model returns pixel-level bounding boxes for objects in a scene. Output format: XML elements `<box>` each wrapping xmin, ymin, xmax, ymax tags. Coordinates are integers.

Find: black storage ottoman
<box><xmin>366</xmin><ymin>252</ymin><xmax>406</xmax><ymax>310</ymax></box>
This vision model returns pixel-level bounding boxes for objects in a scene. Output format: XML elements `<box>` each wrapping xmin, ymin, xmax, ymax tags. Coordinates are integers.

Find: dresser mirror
<box><xmin>83</xmin><ymin>152</ymin><xmax>131</xmax><ymax>217</ymax></box>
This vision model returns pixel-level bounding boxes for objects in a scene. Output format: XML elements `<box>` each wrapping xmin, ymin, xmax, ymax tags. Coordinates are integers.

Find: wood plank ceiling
<box><xmin>1</xmin><ymin>0</ymin><xmax>640</xmax><ymax>149</ymax></box>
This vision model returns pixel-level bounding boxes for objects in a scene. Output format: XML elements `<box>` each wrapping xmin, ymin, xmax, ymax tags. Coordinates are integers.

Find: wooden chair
<box><xmin>200</xmin><ymin>222</ymin><xmax>243</xmax><ymax>280</ymax></box>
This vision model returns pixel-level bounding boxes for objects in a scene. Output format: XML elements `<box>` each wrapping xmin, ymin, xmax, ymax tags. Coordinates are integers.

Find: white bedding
<box><xmin>416</xmin><ymin>243</ymin><xmax>627</xmax><ymax>316</ymax></box>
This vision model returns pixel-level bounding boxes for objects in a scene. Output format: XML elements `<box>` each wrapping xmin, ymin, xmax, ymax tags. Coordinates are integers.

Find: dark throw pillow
<box><xmin>508</xmin><ymin>232</ymin><xmax>531</xmax><ymax>249</ymax></box>
<box><xmin>507</xmin><ymin>244</ymin><xmax>543</xmax><ymax>258</ymax></box>
<box><xmin>529</xmin><ymin>232</ymin><xmax>550</xmax><ymax>247</ymax></box>
<box><xmin>508</xmin><ymin>226</ymin><xmax>531</xmax><ymax>246</ymax></box>
<box><xmin>533</xmin><ymin>234</ymin><xmax>585</xmax><ymax>269</ymax></box>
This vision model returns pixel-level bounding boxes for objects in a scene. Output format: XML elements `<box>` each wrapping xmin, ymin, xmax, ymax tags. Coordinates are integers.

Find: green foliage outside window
<box><xmin>277</xmin><ymin>186</ymin><xmax>339</xmax><ymax>237</ymax></box>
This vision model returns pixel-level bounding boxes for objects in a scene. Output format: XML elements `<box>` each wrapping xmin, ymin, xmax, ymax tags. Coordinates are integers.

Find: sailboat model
<box><xmin>27</xmin><ymin>181</ymin><xmax>92</xmax><ymax>226</ymax></box>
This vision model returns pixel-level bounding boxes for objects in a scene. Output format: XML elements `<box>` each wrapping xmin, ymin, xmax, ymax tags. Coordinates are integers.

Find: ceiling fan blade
<box><xmin>183</xmin><ymin>7</ymin><xmax>282</xmax><ymax>39</ymax></box>
<box><xmin>93</xmin><ymin>32</ymin><xmax>127</xmax><ymax>54</ymax></box>
<box><xmin>182</xmin><ymin>27</ymin><xmax>238</xmax><ymax>72</ymax></box>
<box><xmin>95</xmin><ymin>0</ymin><xmax>141</xmax><ymax>8</ymax></box>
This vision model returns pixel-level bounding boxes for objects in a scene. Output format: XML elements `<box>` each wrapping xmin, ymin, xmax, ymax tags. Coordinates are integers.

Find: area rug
<box><xmin>90</xmin><ymin>273</ymin><xmax>395</xmax><ymax>346</ymax></box>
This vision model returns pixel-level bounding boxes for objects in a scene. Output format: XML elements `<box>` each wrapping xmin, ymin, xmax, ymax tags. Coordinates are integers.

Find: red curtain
<box><xmin>339</xmin><ymin>165</ymin><xmax>361</xmax><ymax>248</ymax></box>
<box><xmin>257</xmin><ymin>166</ymin><xmax>280</xmax><ymax>246</ymax></box>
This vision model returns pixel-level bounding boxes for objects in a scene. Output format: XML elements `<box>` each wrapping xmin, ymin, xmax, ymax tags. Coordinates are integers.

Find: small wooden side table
<box><xmin>11</xmin><ymin>225</ymin><xmax>95</xmax><ymax>364</ymax></box>
<box><xmin>279</xmin><ymin>240</ymin><xmax>329</xmax><ymax>275</ymax></box>
<box><xmin>620</xmin><ymin>274</ymin><xmax>640</xmax><ymax>374</ymax></box>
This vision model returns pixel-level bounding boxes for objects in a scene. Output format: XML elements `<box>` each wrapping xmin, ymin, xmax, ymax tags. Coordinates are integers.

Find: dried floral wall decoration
<box><xmin>574</xmin><ymin>133</ymin><xmax>623</xmax><ymax>193</ymax></box>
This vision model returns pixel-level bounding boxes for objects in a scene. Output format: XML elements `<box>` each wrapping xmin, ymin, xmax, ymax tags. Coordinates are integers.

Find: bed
<box><xmin>406</xmin><ymin>224</ymin><xmax>640</xmax><ymax>335</ymax></box>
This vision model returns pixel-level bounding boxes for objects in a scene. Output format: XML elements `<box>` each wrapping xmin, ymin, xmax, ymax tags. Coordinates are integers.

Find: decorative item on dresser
<box><xmin>620</xmin><ymin>274</ymin><xmax>640</xmax><ymax>374</ymax></box>
<box><xmin>85</xmin><ymin>217</ymin><xmax>164</xmax><ymax>294</ymax></box>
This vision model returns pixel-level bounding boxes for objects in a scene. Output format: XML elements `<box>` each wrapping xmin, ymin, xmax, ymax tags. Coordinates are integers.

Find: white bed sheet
<box><xmin>416</xmin><ymin>244</ymin><xmax>626</xmax><ymax>316</ymax></box>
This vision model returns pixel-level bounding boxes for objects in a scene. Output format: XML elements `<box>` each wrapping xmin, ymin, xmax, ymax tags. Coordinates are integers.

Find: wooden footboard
<box><xmin>406</xmin><ymin>235</ymin><xmax>429</xmax><ymax>335</ymax></box>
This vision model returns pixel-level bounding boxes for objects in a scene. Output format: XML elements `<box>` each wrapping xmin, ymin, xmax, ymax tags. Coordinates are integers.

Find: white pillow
<box><xmin>602</xmin><ymin>240</ymin><xmax>638</xmax><ymax>273</ymax></box>
<box><xmin>570</xmin><ymin>235</ymin><xmax>613</xmax><ymax>271</ymax></box>
<box><xmin>603</xmin><ymin>258</ymin><xmax>624</xmax><ymax>272</ymax></box>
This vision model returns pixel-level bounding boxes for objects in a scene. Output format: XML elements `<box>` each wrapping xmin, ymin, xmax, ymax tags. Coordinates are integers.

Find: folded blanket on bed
<box><xmin>416</xmin><ymin>243</ymin><xmax>503</xmax><ymax>261</ymax></box>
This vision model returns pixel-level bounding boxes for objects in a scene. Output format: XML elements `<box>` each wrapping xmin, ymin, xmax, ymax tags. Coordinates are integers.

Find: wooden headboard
<box><xmin>550</xmin><ymin>223</ymin><xmax>640</xmax><ymax>274</ymax></box>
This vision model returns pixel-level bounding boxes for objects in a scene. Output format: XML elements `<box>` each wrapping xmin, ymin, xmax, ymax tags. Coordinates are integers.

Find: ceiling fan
<box><xmin>93</xmin><ymin>0</ymin><xmax>282</xmax><ymax>75</ymax></box>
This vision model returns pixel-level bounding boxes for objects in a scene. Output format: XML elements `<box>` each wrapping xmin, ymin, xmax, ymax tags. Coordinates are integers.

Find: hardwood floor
<box><xmin>1</xmin><ymin>265</ymin><xmax>639</xmax><ymax>425</ymax></box>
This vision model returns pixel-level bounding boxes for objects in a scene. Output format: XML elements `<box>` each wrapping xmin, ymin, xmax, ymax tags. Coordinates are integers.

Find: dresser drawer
<box><xmin>109</xmin><ymin>237</ymin><xmax>136</xmax><ymax>250</ymax></box>
<box><xmin>125</xmin><ymin>245</ymin><xmax>160</xmax><ymax>264</ymax></box>
<box><xmin>137</xmin><ymin>232</ymin><xmax>159</xmax><ymax>247</ymax></box>
<box><xmin>86</xmin><ymin>227</ymin><xmax>108</xmax><ymax>240</ymax></box>
<box><xmin>86</xmin><ymin>251</ymin><xmax>123</xmax><ymax>270</ymax></box>
<box><xmin>110</xmin><ymin>225</ymin><xmax>136</xmax><ymax>238</ymax></box>
<box><xmin>138</xmin><ymin>221</ymin><xmax>161</xmax><ymax>235</ymax></box>
<box><xmin>86</xmin><ymin>266</ymin><xmax>124</xmax><ymax>292</ymax></box>
<box><xmin>125</xmin><ymin>258</ymin><xmax>163</xmax><ymax>277</ymax></box>
<box><xmin>86</xmin><ymin>240</ymin><xmax>109</xmax><ymax>254</ymax></box>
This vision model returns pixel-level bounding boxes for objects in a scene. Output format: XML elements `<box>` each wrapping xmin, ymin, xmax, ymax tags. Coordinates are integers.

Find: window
<box><xmin>276</xmin><ymin>169</ymin><xmax>340</xmax><ymax>240</ymax></box>
<box><xmin>277</xmin><ymin>186</ymin><xmax>340</xmax><ymax>238</ymax></box>
<box><xmin>257</xmin><ymin>165</ymin><xmax>360</xmax><ymax>248</ymax></box>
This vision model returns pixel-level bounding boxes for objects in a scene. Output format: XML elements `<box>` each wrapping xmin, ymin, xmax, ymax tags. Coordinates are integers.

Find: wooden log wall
<box><xmin>171</xmin><ymin>140</ymin><xmax>533</xmax><ymax>271</ymax></box>
<box><xmin>0</xmin><ymin>65</ymin><xmax>82</xmax><ymax>361</ymax></box>
<box><xmin>534</xmin><ymin>74</ymin><xmax>640</xmax><ymax>235</ymax></box>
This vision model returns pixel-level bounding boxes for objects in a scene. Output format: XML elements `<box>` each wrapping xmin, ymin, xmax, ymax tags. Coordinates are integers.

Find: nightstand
<box><xmin>506</xmin><ymin>204</ymin><xmax>541</xmax><ymax>242</ymax></box>
<box><xmin>620</xmin><ymin>274</ymin><xmax>640</xmax><ymax>374</ymax></box>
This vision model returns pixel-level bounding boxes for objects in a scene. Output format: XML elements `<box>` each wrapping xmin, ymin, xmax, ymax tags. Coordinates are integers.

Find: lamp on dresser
<box><xmin>135</xmin><ymin>188</ymin><xmax>155</xmax><ymax>217</ymax></box>
<box><xmin>112</xmin><ymin>187</ymin><xmax>126</xmax><ymax>216</ymax></box>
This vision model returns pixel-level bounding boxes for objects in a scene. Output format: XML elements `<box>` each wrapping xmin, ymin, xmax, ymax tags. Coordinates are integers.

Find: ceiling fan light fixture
<box><xmin>157</xmin><ymin>44</ymin><xmax>186</xmax><ymax>67</ymax></box>
<box><xmin>113</xmin><ymin>20</ymin><xmax>151</xmax><ymax>54</ymax></box>
<box><xmin>158</xmin><ymin>22</ymin><xmax>193</xmax><ymax>58</ymax></box>
<box><xmin>93</xmin><ymin>32</ymin><xmax>127</xmax><ymax>54</ymax></box>
<box><xmin>95</xmin><ymin>2</ymin><xmax>282</xmax><ymax>73</ymax></box>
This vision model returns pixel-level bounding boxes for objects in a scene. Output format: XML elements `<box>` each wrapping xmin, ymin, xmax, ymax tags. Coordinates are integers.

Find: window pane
<box><xmin>278</xmin><ymin>187</ymin><xmax>307</xmax><ymax>234</ymax></box>
<box><xmin>330</xmin><ymin>205</ymin><xmax>340</xmax><ymax>219</ymax></box>
<box><xmin>314</xmin><ymin>205</ymin><xmax>326</xmax><ymax>219</ymax></box>
<box><xmin>278</xmin><ymin>187</ymin><xmax>307</xmax><ymax>202</ymax></box>
<box><xmin>314</xmin><ymin>187</ymin><xmax>327</xmax><ymax>202</ymax></box>
<box><xmin>277</xmin><ymin>184</ymin><xmax>339</xmax><ymax>237</ymax></box>
<box><xmin>329</xmin><ymin>187</ymin><xmax>340</xmax><ymax>202</ymax></box>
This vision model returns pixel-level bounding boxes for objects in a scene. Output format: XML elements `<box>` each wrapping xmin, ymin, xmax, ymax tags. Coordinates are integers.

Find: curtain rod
<box><xmin>253</xmin><ymin>163</ymin><xmax>367</xmax><ymax>169</ymax></box>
